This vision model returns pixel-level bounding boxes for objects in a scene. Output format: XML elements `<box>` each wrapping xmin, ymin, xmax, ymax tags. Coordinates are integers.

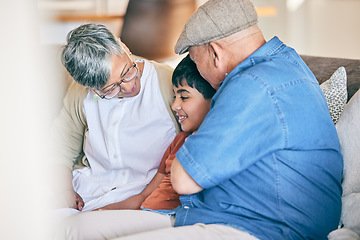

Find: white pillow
<box><xmin>328</xmin><ymin>227</ymin><xmax>360</xmax><ymax>240</ymax></box>
<box><xmin>336</xmin><ymin>89</ymin><xmax>360</xmax><ymax>195</ymax></box>
<box><xmin>320</xmin><ymin>67</ymin><xmax>347</xmax><ymax>124</ymax></box>
<box><xmin>336</xmin><ymin>89</ymin><xmax>360</xmax><ymax>235</ymax></box>
<box><xmin>341</xmin><ymin>193</ymin><xmax>360</xmax><ymax>236</ymax></box>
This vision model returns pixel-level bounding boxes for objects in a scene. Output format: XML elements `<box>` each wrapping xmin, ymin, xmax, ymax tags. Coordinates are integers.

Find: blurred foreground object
<box><xmin>120</xmin><ymin>0</ymin><xmax>196</xmax><ymax>60</ymax></box>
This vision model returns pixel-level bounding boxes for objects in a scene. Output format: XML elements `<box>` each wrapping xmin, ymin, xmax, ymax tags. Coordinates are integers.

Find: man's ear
<box><xmin>209</xmin><ymin>42</ymin><xmax>222</xmax><ymax>68</ymax></box>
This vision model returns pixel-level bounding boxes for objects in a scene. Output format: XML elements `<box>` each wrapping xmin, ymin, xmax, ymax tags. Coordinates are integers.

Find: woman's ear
<box><xmin>119</xmin><ymin>38</ymin><xmax>132</xmax><ymax>55</ymax></box>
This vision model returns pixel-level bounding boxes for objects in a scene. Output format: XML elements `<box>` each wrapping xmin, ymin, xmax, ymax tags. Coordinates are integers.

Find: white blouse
<box><xmin>73</xmin><ymin>60</ymin><xmax>176</xmax><ymax>211</ymax></box>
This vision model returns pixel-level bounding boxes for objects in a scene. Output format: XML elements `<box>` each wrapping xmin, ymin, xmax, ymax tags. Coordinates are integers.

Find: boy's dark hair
<box><xmin>172</xmin><ymin>54</ymin><xmax>216</xmax><ymax>99</ymax></box>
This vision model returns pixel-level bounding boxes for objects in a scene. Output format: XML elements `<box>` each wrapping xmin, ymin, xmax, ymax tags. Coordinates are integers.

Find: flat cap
<box><xmin>175</xmin><ymin>0</ymin><xmax>258</xmax><ymax>54</ymax></box>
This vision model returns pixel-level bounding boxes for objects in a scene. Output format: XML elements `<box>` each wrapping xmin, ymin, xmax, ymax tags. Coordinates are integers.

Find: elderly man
<box><xmin>170</xmin><ymin>0</ymin><xmax>343</xmax><ymax>239</ymax></box>
<box><xmin>55</xmin><ymin>1</ymin><xmax>343</xmax><ymax>239</ymax></box>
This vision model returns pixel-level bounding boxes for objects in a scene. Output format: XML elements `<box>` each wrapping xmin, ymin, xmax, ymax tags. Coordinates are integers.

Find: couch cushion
<box><xmin>340</xmin><ymin>193</ymin><xmax>360</xmax><ymax>236</ymax></box>
<box><xmin>336</xmin><ymin>89</ymin><xmax>360</xmax><ymax>195</ymax></box>
<box><xmin>328</xmin><ymin>227</ymin><xmax>360</xmax><ymax>240</ymax></box>
<box><xmin>335</xmin><ymin>89</ymin><xmax>360</xmax><ymax>235</ymax></box>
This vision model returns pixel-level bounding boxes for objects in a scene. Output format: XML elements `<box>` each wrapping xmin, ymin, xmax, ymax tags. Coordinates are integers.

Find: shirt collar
<box><xmin>223</xmin><ymin>36</ymin><xmax>285</xmax><ymax>82</ymax></box>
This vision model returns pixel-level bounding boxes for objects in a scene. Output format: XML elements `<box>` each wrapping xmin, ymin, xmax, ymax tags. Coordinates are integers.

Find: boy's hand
<box><xmin>93</xmin><ymin>172</ymin><xmax>165</xmax><ymax>211</ymax></box>
<box><xmin>94</xmin><ymin>194</ymin><xmax>145</xmax><ymax>211</ymax></box>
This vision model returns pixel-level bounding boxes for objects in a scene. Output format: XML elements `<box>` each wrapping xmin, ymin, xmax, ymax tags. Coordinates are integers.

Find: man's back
<box><xmin>175</xmin><ymin>36</ymin><xmax>343</xmax><ymax>239</ymax></box>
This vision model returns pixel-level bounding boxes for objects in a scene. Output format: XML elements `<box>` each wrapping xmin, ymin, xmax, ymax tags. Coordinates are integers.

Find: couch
<box><xmin>301</xmin><ymin>55</ymin><xmax>360</xmax><ymax>239</ymax></box>
<box><xmin>59</xmin><ymin>53</ymin><xmax>360</xmax><ymax>238</ymax></box>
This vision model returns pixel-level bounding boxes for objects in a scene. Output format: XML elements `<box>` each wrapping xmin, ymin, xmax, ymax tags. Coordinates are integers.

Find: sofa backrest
<box><xmin>301</xmin><ymin>55</ymin><xmax>360</xmax><ymax>101</ymax></box>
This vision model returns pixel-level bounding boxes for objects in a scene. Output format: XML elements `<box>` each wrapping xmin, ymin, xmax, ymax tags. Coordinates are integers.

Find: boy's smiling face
<box><xmin>172</xmin><ymin>80</ymin><xmax>212</xmax><ymax>133</ymax></box>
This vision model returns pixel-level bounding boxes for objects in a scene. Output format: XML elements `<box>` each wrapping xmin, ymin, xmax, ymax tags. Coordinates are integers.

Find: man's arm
<box><xmin>171</xmin><ymin>157</ymin><xmax>203</xmax><ymax>195</ymax></box>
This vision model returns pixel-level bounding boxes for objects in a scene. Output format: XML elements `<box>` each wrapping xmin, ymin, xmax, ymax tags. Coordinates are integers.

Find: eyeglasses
<box><xmin>93</xmin><ymin>62</ymin><xmax>138</xmax><ymax>99</ymax></box>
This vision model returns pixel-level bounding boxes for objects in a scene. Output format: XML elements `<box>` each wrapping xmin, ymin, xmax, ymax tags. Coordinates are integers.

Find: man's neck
<box><xmin>225</xmin><ymin>31</ymin><xmax>266</xmax><ymax>71</ymax></box>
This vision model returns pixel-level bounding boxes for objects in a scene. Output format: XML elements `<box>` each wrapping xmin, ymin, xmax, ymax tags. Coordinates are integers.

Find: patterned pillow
<box><xmin>320</xmin><ymin>67</ymin><xmax>347</xmax><ymax>124</ymax></box>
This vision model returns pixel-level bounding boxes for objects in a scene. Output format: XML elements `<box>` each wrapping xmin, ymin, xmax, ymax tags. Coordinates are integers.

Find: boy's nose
<box><xmin>172</xmin><ymin>99</ymin><xmax>181</xmax><ymax>112</ymax></box>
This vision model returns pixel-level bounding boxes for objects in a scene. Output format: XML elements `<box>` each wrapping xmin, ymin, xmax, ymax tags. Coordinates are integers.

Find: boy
<box><xmin>51</xmin><ymin>23</ymin><xmax>179</xmax><ymax>214</ymax></box>
<box><xmin>140</xmin><ymin>54</ymin><xmax>216</xmax><ymax>211</ymax></box>
<box><xmin>55</xmin><ymin>54</ymin><xmax>216</xmax><ymax>240</ymax></box>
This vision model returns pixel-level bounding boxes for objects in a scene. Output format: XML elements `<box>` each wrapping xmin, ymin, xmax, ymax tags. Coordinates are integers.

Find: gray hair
<box><xmin>61</xmin><ymin>23</ymin><xmax>125</xmax><ymax>89</ymax></box>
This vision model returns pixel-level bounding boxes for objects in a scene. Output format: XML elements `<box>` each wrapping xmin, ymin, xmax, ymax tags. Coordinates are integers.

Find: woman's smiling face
<box><xmin>103</xmin><ymin>53</ymin><xmax>142</xmax><ymax>98</ymax></box>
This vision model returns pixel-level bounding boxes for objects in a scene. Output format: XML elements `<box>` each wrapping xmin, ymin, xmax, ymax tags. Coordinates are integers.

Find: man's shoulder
<box><xmin>232</xmin><ymin>52</ymin><xmax>313</xmax><ymax>90</ymax></box>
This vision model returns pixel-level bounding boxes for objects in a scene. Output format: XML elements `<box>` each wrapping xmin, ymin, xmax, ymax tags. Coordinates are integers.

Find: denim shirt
<box><xmin>174</xmin><ymin>37</ymin><xmax>343</xmax><ymax>240</ymax></box>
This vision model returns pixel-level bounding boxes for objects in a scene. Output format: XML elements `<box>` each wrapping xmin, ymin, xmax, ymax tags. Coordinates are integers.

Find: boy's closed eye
<box><xmin>173</xmin><ymin>89</ymin><xmax>191</xmax><ymax>100</ymax></box>
<box><xmin>173</xmin><ymin>95</ymin><xmax>189</xmax><ymax>102</ymax></box>
<box><xmin>180</xmin><ymin>94</ymin><xmax>189</xmax><ymax>100</ymax></box>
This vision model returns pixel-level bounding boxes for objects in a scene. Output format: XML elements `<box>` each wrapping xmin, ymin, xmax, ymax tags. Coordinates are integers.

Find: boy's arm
<box><xmin>171</xmin><ymin>157</ymin><xmax>203</xmax><ymax>195</ymax></box>
<box><xmin>94</xmin><ymin>133</ymin><xmax>176</xmax><ymax>211</ymax></box>
<box><xmin>94</xmin><ymin>172</ymin><xmax>165</xmax><ymax>210</ymax></box>
<box><xmin>95</xmin><ymin>138</ymin><xmax>171</xmax><ymax>211</ymax></box>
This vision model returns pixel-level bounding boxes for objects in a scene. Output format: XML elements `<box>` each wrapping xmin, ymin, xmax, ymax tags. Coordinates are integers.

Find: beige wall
<box><xmin>40</xmin><ymin>0</ymin><xmax>360</xmax><ymax>59</ymax></box>
<box><xmin>254</xmin><ymin>0</ymin><xmax>360</xmax><ymax>59</ymax></box>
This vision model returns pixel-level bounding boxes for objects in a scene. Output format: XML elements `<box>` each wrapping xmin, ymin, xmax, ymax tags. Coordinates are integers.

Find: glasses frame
<box><xmin>93</xmin><ymin>62</ymin><xmax>138</xmax><ymax>99</ymax></box>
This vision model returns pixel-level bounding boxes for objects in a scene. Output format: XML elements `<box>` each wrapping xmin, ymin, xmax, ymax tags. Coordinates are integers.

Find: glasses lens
<box><xmin>101</xmin><ymin>83</ymin><xmax>116</xmax><ymax>94</ymax></box>
<box><xmin>103</xmin><ymin>85</ymin><xmax>121</xmax><ymax>99</ymax></box>
<box><xmin>94</xmin><ymin>63</ymin><xmax>138</xmax><ymax>99</ymax></box>
<box><xmin>123</xmin><ymin>64</ymin><xmax>138</xmax><ymax>82</ymax></box>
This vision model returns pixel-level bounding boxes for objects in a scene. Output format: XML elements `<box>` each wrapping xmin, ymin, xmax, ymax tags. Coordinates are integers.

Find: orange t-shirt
<box><xmin>141</xmin><ymin>131</ymin><xmax>191</xmax><ymax>210</ymax></box>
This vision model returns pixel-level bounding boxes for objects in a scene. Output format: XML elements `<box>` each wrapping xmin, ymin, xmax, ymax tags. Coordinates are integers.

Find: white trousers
<box><xmin>53</xmin><ymin>210</ymin><xmax>260</xmax><ymax>240</ymax></box>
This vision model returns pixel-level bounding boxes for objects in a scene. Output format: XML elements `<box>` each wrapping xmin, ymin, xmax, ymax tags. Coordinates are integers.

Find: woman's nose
<box><xmin>119</xmin><ymin>81</ymin><xmax>133</xmax><ymax>92</ymax></box>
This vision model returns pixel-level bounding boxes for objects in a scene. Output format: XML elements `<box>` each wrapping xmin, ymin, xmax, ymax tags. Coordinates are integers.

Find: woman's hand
<box><xmin>64</xmin><ymin>189</ymin><xmax>84</xmax><ymax>211</ymax></box>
